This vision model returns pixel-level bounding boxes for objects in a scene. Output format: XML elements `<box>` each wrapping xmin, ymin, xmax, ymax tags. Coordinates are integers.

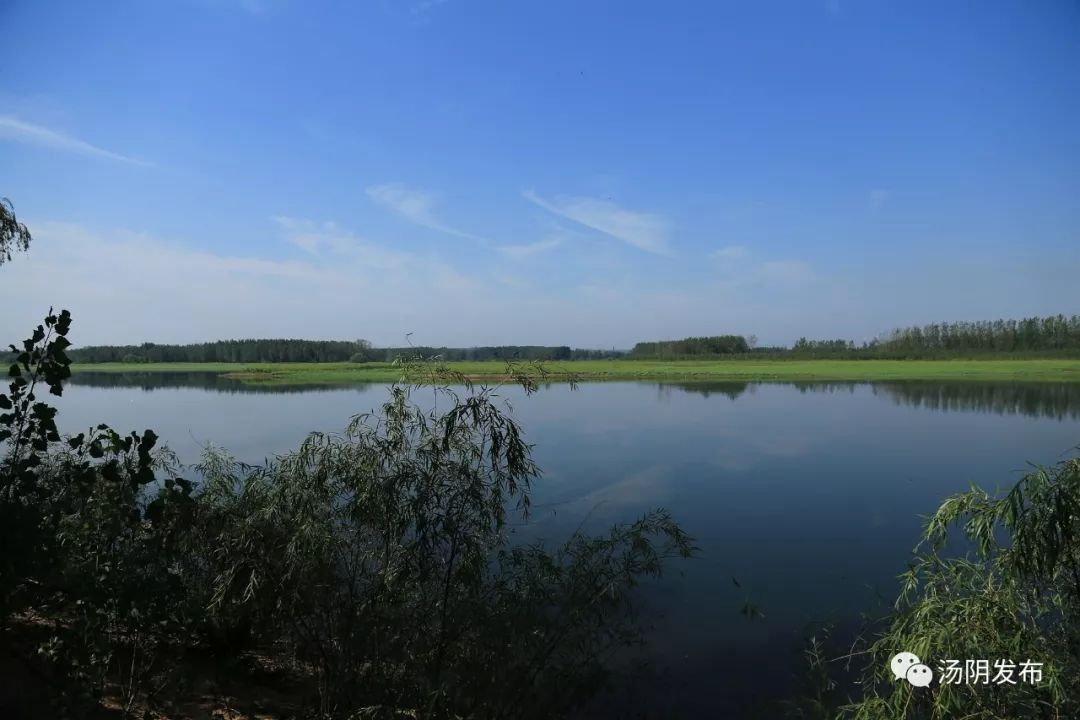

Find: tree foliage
<box><xmin>783</xmin><ymin>316</ymin><xmax>1080</xmax><ymax>359</ymax></box>
<box><xmin>877</xmin><ymin>316</ymin><xmax>1080</xmax><ymax>354</ymax></box>
<box><xmin>69</xmin><ymin>338</ymin><xmax>369</xmax><ymax>363</ymax></box>
<box><xmin>0</xmin><ymin>197</ymin><xmax>32</xmax><ymax>265</ymax></box>
<box><xmin>65</xmin><ymin>340</ymin><xmax>626</xmax><ymax>364</ymax></box>
<box><xmin>377</xmin><ymin>345</ymin><xmax>600</xmax><ymax>362</ymax></box>
<box><xmin>792</xmin><ymin>338</ymin><xmax>855</xmax><ymax>354</ymax></box>
<box><xmin>840</xmin><ymin>455</ymin><xmax>1080</xmax><ymax>719</ymax></box>
<box><xmin>630</xmin><ymin>335</ymin><xmax>750</xmax><ymax>358</ymax></box>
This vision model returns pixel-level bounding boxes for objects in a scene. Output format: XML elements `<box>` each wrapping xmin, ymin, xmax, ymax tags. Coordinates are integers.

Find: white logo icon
<box><xmin>907</xmin><ymin>663</ymin><xmax>933</xmax><ymax>687</ymax></box>
<box><xmin>890</xmin><ymin>651</ymin><xmax>921</xmax><ymax>680</ymax></box>
<box><xmin>891</xmin><ymin>652</ymin><xmax>934</xmax><ymax>686</ymax></box>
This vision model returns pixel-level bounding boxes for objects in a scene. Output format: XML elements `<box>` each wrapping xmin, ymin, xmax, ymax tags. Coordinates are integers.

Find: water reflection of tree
<box><xmin>654</xmin><ymin>382</ymin><xmax>751</xmax><ymax>401</ymax></box>
<box><xmin>873</xmin><ymin>381</ymin><xmax>1080</xmax><ymax>420</ymax></box>
<box><xmin>69</xmin><ymin>374</ymin><xmax>1080</xmax><ymax>420</ymax></box>
<box><xmin>67</xmin><ymin>371</ymin><xmax>367</xmax><ymax>395</ymax></box>
<box><xmin>662</xmin><ymin>380</ymin><xmax>1080</xmax><ymax>420</ymax></box>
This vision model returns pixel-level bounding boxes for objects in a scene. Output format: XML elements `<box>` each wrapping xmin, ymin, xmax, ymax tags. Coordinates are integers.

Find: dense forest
<box><xmin>629</xmin><ymin>335</ymin><xmax>750</xmax><ymax>358</ymax></box>
<box><xmin>790</xmin><ymin>338</ymin><xmax>855</xmax><ymax>354</ymax></box>
<box><xmin>67</xmin><ymin>339</ymin><xmax>368</xmax><ymax>363</ymax></box>
<box><xmin>630</xmin><ymin>315</ymin><xmax>1080</xmax><ymax>359</ymax></box>
<box><xmin>780</xmin><ymin>315</ymin><xmax>1080</xmax><ymax>358</ymax></box>
<box><xmin>376</xmin><ymin>345</ymin><xmax>624</xmax><ymax>361</ymax></box>
<box><xmin>873</xmin><ymin>315</ymin><xmax>1080</xmax><ymax>353</ymax></box>
<box><xmin>64</xmin><ymin>340</ymin><xmax>625</xmax><ymax>364</ymax></box>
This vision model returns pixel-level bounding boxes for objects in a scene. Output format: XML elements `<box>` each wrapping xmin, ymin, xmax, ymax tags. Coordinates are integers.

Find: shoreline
<box><xmin>67</xmin><ymin>359</ymin><xmax>1080</xmax><ymax>385</ymax></box>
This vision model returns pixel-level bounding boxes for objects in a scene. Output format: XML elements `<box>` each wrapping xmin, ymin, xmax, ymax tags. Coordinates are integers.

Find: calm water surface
<box><xmin>59</xmin><ymin>374</ymin><xmax>1080</xmax><ymax>716</ymax></box>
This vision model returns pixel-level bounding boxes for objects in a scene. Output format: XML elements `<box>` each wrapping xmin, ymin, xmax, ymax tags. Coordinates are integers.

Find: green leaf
<box><xmin>56</xmin><ymin>310</ymin><xmax>72</xmax><ymax>335</ymax></box>
<box><xmin>31</xmin><ymin>403</ymin><xmax>57</xmax><ymax>420</ymax></box>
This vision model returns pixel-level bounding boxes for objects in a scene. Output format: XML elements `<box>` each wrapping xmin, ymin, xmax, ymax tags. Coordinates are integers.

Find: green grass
<box><xmin>68</xmin><ymin>358</ymin><xmax>1080</xmax><ymax>385</ymax></box>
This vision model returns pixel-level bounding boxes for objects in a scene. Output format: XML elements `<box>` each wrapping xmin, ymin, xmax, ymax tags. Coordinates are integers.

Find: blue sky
<box><xmin>1</xmin><ymin>0</ymin><xmax>1077</xmax><ymax>348</ymax></box>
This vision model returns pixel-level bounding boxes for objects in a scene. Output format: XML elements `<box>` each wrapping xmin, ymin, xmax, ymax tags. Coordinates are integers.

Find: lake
<box><xmin>59</xmin><ymin>374</ymin><xmax>1080</xmax><ymax>716</ymax></box>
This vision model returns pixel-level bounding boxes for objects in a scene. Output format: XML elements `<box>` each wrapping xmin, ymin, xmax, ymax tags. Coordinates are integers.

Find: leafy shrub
<box><xmin>2</xmin><ymin>309</ymin><xmax>200</xmax><ymax>713</ymax></box>
<box><xmin>192</xmin><ymin>361</ymin><xmax>695</xmax><ymax>717</ymax></box>
<box><xmin>841</xmin><ymin>455</ymin><xmax>1080</xmax><ymax>719</ymax></box>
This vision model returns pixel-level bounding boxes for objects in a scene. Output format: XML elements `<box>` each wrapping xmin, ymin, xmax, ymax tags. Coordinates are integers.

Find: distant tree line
<box><xmin>626</xmin><ymin>316</ymin><xmax>1080</xmax><ymax>360</ymax></box>
<box><xmin>63</xmin><ymin>340</ymin><xmax>626</xmax><ymax>364</ymax></box>
<box><xmin>67</xmin><ymin>339</ymin><xmax>370</xmax><ymax>364</ymax></box>
<box><xmin>784</xmin><ymin>315</ymin><xmax>1080</xmax><ymax>358</ymax></box>
<box><xmin>629</xmin><ymin>335</ymin><xmax>749</xmax><ymax>358</ymax></box>
<box><xmin>792</xmin><ymin>338</ymin><xmax>855</xmax><ymax>354</ymax></box>
<box><xmin>376</xmin><ymin>345</ymin><xmax>625</xmax><ymax>362</ymax></box>
<box><xmin>48</xmin><ymin>314</ymin><xmax>1080</xmax><ymax>365</ymax></box>
<box><xmin>874</xmin><ymin>315</ymin><xmax>1080</xmax><ymax>354</ymax></box>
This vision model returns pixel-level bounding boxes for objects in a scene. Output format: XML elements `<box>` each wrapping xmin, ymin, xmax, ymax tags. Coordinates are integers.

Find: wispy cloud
<box><xmin>868</xmin><ymin>188</ymin><xmax>889</xmax><ymax>209</ymax></box>
<box><xmin>523</xmin><ymin>190</ymin><xmax>671</xmax><ymax>255</ymax></box>
<box><xmin>710</xmin><ymin>248</ymin><xmax>817</xmax><ymax>289</ymax></box>
<box><xmin>366</xmin><ymin>182</ymin><xmax>487</xmax><ymax>242</ymax></box>
<box><xmin>272</xmin><ymin>215</ymin><xmax>334</xmax><ymax>254</ymax></box>
<box><xmin>272</xmin><ymin>216</ymin><xmax>413</xmax><ymax>270</ymax></box>
<box><xmin>496</xmin><ymin>236</ymin><xmax>561</xmax><ymax>260</ymax></box>
<box><xmin>710</xmin><ymin>245</ymin><xmax>750</xmax><ymax>262</ymax></box>
<box><xmin>0</xmin><ymin>220</ymin><xmax>485</xmax><ymax>346</ymax></box>
<box><xmin>0</xmin><ymin>115</ymin><xmax>151</xmax><ymax>166</ymax></box>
